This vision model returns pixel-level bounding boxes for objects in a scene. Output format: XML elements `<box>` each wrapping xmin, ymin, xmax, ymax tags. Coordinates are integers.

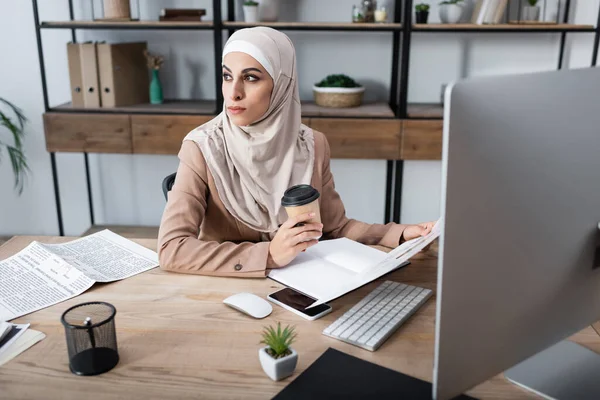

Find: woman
<box><xmin>157</xmin><ymin>27</ymin><xmax>435</xmax><ymax>277</ymax></box>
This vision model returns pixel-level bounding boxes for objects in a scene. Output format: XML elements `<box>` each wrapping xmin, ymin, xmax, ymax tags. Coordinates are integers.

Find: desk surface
<box><xmin>2</xmin><ymin>236</ymin><xmax>600</xmax><ymax>400</ymax></box>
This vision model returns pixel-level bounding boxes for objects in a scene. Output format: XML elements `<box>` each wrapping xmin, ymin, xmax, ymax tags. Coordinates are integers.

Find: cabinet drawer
<box><xmin>401</xmin><ymin>120</ymin><xmax>443</xmax><ymax>160</ymax></box>
<box><xmin>132</xmin><ymin>115</ymin><xmax>214</xmax><ymax>154</ymax></box>
<box><xmin>308</xmin><ymin>118</ymin><xmax>402</xmax><ymax>160</ymax></box>
<box><xmin>44</xmin><ymin>113</ymin><xmax>131</xmax><ymax>153</ymax></box>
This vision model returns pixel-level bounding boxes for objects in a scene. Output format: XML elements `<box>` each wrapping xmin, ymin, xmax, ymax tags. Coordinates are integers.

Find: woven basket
<box><xmin>313</xmin><ymin>86</ymin><xmax>365</xmax><ymax>108</ymax></box>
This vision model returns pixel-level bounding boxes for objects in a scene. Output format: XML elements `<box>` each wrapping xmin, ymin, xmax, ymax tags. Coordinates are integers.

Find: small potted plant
<box><xmin>522</xmin><ymin>0</ymin><xmax>540</xmax><ymax>22</ymax></box>
<box><xmin>439</xmin><ymin>0</ymin><xmax>464</xmax><ymax>24</ymax></box>
<box><xmin>258</xmin><ymin>322</ymin><xmax>298</xmax><ymax>381</ymax></box>
<box><xmin>313</xmin><ymin>74</ymin><xmax>365</xmax><ymax>108</ymax></box>
<box><xmin>415</xmin><ymin>3</ymin><xmax>430</xmax><ymax>24</ymax></box>
<box><xmin>243</xmin><ymin>0</ymin><xmax>259</xmax><ymax>23</ymax></box>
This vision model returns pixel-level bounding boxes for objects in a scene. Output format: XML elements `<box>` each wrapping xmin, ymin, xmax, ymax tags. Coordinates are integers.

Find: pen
<box><xmin>83</xmin><ymin>316</ymin><xmax>96</xmax><ymax>348</ymax></box>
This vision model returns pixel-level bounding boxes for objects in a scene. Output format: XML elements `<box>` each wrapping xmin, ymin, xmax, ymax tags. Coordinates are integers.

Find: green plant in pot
<box><xmin>258</xmin><ymin>322</ymin><xmax>298</xmax><ymax>381</ymax></box>
<box><xmin>0</xmin><ymin>98</ymin><xmax>29</xmax><ymax>195</ymax></box>
<box><xmin>415</xmin><ymin>3</ymin><xmax>430</xmax><ymax>24</ymax></box>
<box><xmin>439</xmin><ymin>0</ymin><xmax>465</xmax><ymax>24</ymax></box>
<box><xmin>313</xmin><ymin>74</ymin><xmax>365</xmax><ymax>108</ymax></box>
<box><xmin>522</xmin><ymin>0</ymin><xmax>540</xmax><ymax>22</ymax></box>
<box><xmin>243</xmin><ymin>0</ymin><xmax>259</xmax><ymax>23</ymax></box>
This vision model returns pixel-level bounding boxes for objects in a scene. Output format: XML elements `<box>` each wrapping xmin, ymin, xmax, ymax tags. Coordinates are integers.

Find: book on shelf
<box><xmin>159</xmin><ymin>8</ymin><xmax>206</xmax><ymax>21</ymax></box>
<box><xmin>472</xmin><ymin>0</ymin><xmax>508</xmax><ymax>25</ymax></box>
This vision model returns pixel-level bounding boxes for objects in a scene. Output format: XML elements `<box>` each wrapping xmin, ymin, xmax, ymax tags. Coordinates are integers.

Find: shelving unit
<box><xmin>32</xmin><ymin>0</ymin><xmax>600</xmax><ymax>235</ymax></box>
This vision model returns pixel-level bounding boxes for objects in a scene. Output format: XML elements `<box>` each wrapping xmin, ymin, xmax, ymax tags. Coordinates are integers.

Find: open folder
<box><xmin>268</xmin><ymin>220</ymin><xmax>442</xmax><ymax>308</ymax></box>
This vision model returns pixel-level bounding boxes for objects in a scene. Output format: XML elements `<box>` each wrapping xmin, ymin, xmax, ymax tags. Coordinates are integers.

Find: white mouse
<box><xmin>223</xmin><ymin>293</ymin><xmax>273</xmax><ymax>319</ymax></box>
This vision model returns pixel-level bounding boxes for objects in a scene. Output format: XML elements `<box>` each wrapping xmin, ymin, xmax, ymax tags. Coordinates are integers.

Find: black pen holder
<box><xmin>61</xmin><ymin>301</ymin><xmax>119</xmax><ymax>376</ymax></box>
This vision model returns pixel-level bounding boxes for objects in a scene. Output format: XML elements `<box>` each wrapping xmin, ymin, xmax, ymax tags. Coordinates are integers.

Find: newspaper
<box><xmin>0</xmin><ymin>230</ymin><xmax>158</xmax><ymax>322</ymax></box>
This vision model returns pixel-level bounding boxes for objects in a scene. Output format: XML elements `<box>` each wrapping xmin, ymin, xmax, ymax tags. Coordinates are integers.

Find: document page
<box><xmin>40</xmin><ymin>230</ymin><xmax>159</xmax><ymax>283</ymax></box>
<box><xmin>0</xmin><ymin>243</ymin><xmax>94</xmax><ymax>322</ymax></box>
<box><xmin>268</xmin><ymin>238</ymin><xmax>391</xmax><ymax>300</ymax></box>
<box><xmin>268</xmin><ymin>250</ymin><xmax>358</xmax><ymax>300</ymax></box>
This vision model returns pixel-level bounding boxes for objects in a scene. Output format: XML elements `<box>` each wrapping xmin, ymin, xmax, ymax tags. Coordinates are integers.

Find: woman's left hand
<box><xmin>401</xmin><ymin>221</ymin><xmax>436</xmax><ymax>243</ymax></box>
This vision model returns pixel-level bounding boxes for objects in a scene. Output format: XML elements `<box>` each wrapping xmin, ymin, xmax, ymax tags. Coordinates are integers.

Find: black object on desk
<box><xmin>61</xmin><ymin>301</ymin><xmax>119</xmax><ymax>376</ymax></box>
<box><xmin>273</xmin><ymin>347</ymin><xmax>477</xmax><ymax>400</ymax></box>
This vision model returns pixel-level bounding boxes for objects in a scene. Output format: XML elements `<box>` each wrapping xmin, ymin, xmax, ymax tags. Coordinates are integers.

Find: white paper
<box><xmin>40</xmin><ymin>230</ymin><xmax>158</xmax><ymax>282</ymax></box>
<box><xmin>0</xmin><ymin>323</ymin><xmax>29</xmax><ymax>357</ymax></box>
<box><xmin>0</xmin><ymin>243</ymin><xmax>94</xmax><ymax>321</ymax></box>
<box><xmin>0</xmin><ymin>328</ymin><xmax>45</xmax><ymax>367</ymax></box>
<box><xmin>308</xmin><ymin>219</ymin><xmax>442</xmax><ymax>308</ymax></box>
<box><xmin>268</xmin><ymin>236</ymin><xmax>405</xmax><ymax>304</ymax></box>
<box><xmin>0</xmin><ymin>230</ymin><xmax>158</xmax><ymax>322</ymax></box>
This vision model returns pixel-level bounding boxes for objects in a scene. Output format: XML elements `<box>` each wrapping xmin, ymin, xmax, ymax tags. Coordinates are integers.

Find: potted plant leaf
<box><xmin>258</xmin><ymin>322</ymin><xmax>298</xmax><ymax>381</ymax></box>
<box><xmin>522</xmin><ymin>0</ymin><xmax>540</xmax><ymax>22</ymax></box>
<box><xmin>415</xmin><ymin>3</ymin><xmax>430</xmax><ymax>24</ymax></box>
<box><xmin>313</xmin><ymin>74</ymin><xmax>365</xmax><ymax>108</ymax></box>
<box><xmin>439</xmin><ymin>0</ymin><xmax>464</xmax><ymax>24</ymax></box>
<box><xmin>243</xmin><ymin>0</ymin><xmax>259</xmax><ymax>23</ymax></box>
<box><xmin>1</xmin><ymin>98</ymin><xmax>29</xmax><ymax>195</ymax></box>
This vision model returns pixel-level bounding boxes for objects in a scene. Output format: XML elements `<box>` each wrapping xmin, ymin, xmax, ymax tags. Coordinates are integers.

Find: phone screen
<box><xmin>269</xmin><ymin>288</ymin><xmax>331</xmax><ymax>317</ymax></box>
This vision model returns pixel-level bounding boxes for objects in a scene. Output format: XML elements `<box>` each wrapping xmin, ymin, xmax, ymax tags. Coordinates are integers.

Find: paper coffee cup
<box><xmin>281</xmin><ymin>184</ymin><xmax>321</xmax><ymax>225</ymax></box>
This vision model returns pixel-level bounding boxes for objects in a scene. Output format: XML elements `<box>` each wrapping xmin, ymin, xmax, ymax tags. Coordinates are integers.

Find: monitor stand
<box><xmin>504</xmin><ymin>340</ymin><xmax>600</xmax><ymax>400</ymax></box>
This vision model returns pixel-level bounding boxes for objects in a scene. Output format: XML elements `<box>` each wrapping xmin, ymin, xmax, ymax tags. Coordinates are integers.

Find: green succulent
<box><xmin>260</xmin><ymin>322</ymin><xmax>297</xmax><ymax>359</ymax></box>
<box><xmin>527</xmin><ymin>0</ymin><xmax>538</xmax><ymax>6</ymax></box>
<box><xmin>315</xmin><ymin>74</ymin><xmax>361</xmax><ymax>88</ymax></box>
<box><xmin>439</xmin><ymin>0</ymin><xmax>464</xmax><ymax>4</ymax></box>
<box><xmin>244</xmin><ymin>0</ymin><xmax>258</xmax><ymax>6</ymax></box>
<box><xmin>415</xmin><ymin>3</ymin><xmax>430</xmax><ymax>12</ymax></box>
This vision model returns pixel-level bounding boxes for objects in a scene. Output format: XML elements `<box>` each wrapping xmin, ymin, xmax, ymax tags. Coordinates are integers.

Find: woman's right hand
<box><xmin>267</xmin><ymin>212</ymin><xmax>323</xmax><ymax>268</ymax></box>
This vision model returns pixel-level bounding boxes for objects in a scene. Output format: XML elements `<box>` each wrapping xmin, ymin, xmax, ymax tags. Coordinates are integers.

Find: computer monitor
<box><xmin>434</xmin><ymin>66</ymin><xmax>600</xmax><ymax>400</ymax></box>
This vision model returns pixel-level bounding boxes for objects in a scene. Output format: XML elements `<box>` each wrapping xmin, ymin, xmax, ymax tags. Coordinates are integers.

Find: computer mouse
<box><xmin>223</xmin><ymin>292</ymin><xmax>273</xmax><ymax>319</ymax></box>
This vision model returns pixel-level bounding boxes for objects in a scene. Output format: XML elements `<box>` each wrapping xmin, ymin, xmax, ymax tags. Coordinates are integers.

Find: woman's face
<box><xmin>222</xmin><ymin>52</ymin><xmax>274</xmax><ymax>126</ymax></box>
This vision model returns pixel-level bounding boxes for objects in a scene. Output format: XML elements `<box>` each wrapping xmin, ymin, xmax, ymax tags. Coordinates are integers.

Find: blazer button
<box><xmin>234</xmin><ymin>264</ymin><xmax>243</xmax><ymax>271</ymax></box>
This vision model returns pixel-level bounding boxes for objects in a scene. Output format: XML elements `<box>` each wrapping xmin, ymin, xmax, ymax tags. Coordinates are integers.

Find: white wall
<box><xmin>1</xmin><ymin>0</ymin><xmax>598</xmax><ymax>235</ymax></box>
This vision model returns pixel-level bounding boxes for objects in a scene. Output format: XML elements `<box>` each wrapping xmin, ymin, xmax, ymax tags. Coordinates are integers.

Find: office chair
<box><xmin>162</xmin><ymin>172</ymin><xmax>177</xmax><ymax>201</ymax></box>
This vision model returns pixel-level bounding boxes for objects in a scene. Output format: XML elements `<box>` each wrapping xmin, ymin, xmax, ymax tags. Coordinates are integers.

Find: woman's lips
<box><xmin>227</xmin><ymin>106</ymin><xmax>246</xmax><ymax>115</ymax></box>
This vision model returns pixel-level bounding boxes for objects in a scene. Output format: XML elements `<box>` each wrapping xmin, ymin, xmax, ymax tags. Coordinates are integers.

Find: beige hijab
<box><xmin>183</xmin><ymin>27</ymin><xmax>315</xmax><ymax>233</ymax></box>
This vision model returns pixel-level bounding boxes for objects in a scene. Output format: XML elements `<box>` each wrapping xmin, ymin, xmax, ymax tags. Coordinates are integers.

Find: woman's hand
<box><xmin>401</xmin><ymin>220</ymin><xmax>436</xmax><ymax>243</ymax></box>
<box><xmin>268</xmin><ymin>212</ymin><xmax>323</xmax><ymax>268</ymax></box>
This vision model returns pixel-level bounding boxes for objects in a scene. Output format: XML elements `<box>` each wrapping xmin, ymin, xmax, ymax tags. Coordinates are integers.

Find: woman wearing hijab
<box><xmin>157</xmin><ymin>27</ymin><xmax>435</xmax><ymax>277</ymax></box>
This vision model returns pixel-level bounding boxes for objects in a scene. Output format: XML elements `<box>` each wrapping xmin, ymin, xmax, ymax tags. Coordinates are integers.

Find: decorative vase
<box><xmin>522</xmin><ymin>6</ymin><xmax>541</xmax><ymax>21</ymax></box>
<box><xmin>243</xmin><ymin>5</ymin><xmax>259</xmax><ymax>23</ymax></box>
<box><xmin>150</xmin><ymin>69</ymin><xmax>163</xmax><ymax>105</ymax></box>
<box><xmin>415</xmin><ymin>10</ymin><xmax>429</xmax><ymax>23</ymax></box>
<box><xmin>259</xmin><ymin>346</ymin><xmax>298</xmax><ymax>381</ymax></box>
<box><xmin>259</xmin><ymin>0</ymin><xmax>279</xmax><ymax>22</ymax></box>
<box><xmin>439</xmin><ymin>4</ymin><xmax>464</xmax><ymax>24</ymax></box>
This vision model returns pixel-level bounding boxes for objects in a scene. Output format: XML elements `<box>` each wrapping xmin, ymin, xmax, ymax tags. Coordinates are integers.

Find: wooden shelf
<box><xmin>41</xmin><ymin>20</ymin><xmax>213</xmax><ymax>29</ymax></box>
<box><xmin>407</xmin><ymin>103</ymin><xmax>444</xmax><ymax>119</ymax></box>
<box><xmin>52</xmin><ymin>100</ymin><xmax>394</xmax><ymax>119</ymax></box>
<box><xmin>52</xmin><ymin>100</ymin><xmax>216</xmax><ymax>115</ymax></box>
<box><xmin>223</xmin><ymin>21</ymin><xmax>402</xmax><ymax>31</ymax></box>
<box><xmin>302</xmin><ymin>102</ymin><xmax>394</xmax><ymax>118</ymax></box>
<box><xmin>413</xmin><ymin>23</ymin><xmax>595</xmax><ymax>32</ymax></box>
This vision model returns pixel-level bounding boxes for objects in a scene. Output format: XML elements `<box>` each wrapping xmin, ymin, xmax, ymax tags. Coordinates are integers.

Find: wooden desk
<box><xmin>2</xmin><ymin>236</ymin><xmax>599</xmax><ymax>399</ymax></box>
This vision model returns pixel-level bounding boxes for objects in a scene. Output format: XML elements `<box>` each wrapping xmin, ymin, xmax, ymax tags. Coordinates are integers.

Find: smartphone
<box><xmin>267</xmin><ymin>287</ymin><xmax>332</xmax><ymax>321</ymax></box>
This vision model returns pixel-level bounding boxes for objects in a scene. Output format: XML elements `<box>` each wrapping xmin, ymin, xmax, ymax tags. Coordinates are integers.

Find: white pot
<box><xmin>259</xmin><ymin>0</ymin><xmax>279</xmax><ymax>22</ymax></box>
<box><xmin>243</xmin><ymin>5</ymin><xmax>259</xmax><ymax>23</ymax></box>
<box><xmin>439</xmin><ymin>4</ymin><xmax>464</xmax><ymax>24</ymax></box>
<box><xmin>259</xmin><ymin>346</ymin><xmax>298</xmax><ymax>381</ymax></box>
<box><xmin>522</xmin><ymin>6</ymin><xmax>540</xmax><ymax>21</ymax></box>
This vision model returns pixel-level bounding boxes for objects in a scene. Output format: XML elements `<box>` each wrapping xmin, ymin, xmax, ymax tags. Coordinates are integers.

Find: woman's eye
<box><xmin>222</xmin><ymin>73</ymin><xmax>232</xmax><ymax>81</ymax></box>
<box><xmin>245</xmin><ymin>75</ymin><xmax>259</xmax><ymax>82</ymax></box>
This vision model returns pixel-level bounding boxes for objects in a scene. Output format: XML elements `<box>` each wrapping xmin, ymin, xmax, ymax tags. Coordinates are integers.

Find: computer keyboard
<box><xmin>322</xmin><ymin>280</ymin><xmax>432</xmax><ymax>351</ymax></box>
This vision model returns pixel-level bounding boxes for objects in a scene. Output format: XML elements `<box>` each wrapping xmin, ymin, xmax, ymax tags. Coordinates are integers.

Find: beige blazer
<box><xmin>157</xmin><ymin>131</ymin><xmax>407</xmax><ymax>278</ymax></box>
